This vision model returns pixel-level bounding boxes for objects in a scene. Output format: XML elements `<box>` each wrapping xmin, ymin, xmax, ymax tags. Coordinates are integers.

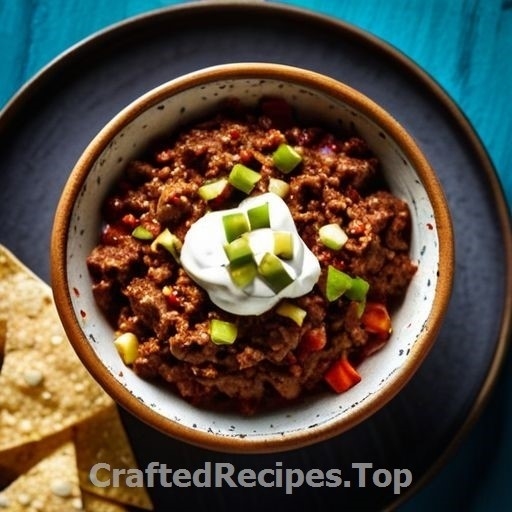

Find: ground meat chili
<box><xmin>87</xmin><ymin>97</ymin><xmax>417</xmax><ymax>415</ymax></box>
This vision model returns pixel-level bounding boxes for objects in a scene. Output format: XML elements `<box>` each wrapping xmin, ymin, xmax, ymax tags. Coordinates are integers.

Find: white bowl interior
<box><xmin>65</xmin><ymin>76</ymin><xmax>439</xmax><ymax>443</ymax></box>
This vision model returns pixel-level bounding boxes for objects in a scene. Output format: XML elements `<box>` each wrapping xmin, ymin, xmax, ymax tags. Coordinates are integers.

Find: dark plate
<box><xmin>0</xmin><ymin>2</ymin><xmax>510</xmax><ymax>510</ymax></box>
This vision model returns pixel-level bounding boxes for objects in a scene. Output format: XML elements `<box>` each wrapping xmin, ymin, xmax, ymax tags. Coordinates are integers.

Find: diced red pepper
<box><xmin>361</xmin><ymin>302</ymin><xmax>392</xmax><ymax>340</ymax></box>
<box><xmin>324</xmin><ymin>356</ymin><xmax>361</xmax><ymax>393</ymax></box>
<box><xmin>121</xmin><ymin>213</ymin><xmax>139</xmax><ymax>229</ymax></box>
<box><xmin>239</xmin><ymin>149</ymin><xmax>253</xmax><ymax>165</ymax></box>
<box><xmin>303</xmin><ymin>327</ymin><xmax>327</xmax><ymax>351</ymax></box>
<box><xmin>296</xmin><ymin>327</ymin><xmax>327</xmax><ymax>360</ymax></box>
<box><xmin>169</xmin><ymin>194</ymin><xmax>183</xmax><ymax>206</ymax></box>
<box><xmin>163</xmin><ymin>286</ymin><xmax>181</xmax><ymax>308</ymax></box>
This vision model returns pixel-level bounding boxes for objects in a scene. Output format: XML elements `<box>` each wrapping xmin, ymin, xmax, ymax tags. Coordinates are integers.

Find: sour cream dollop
<box><xmin>180</xmin><ymin>193</ymin><xmax>321</xmax><ymax>315</ymax></box>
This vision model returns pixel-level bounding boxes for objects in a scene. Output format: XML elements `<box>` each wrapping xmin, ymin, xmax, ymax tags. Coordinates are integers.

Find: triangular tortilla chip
<box><xmin>0</xmin><ymin>441</ymin><xmax>82</xmax><ymax>511</ymax></box>
<box><xmin>0</xmin><ymin>245</ymin><xmax>113</xmax><ymax>451</ymax></box>
<box><xmin>74</xmin><ymin>405</ymin><xmax>153</xmax><ymax>511</ymax></box>
<box><xmin>0</xmin><ymin>316</ymin><xmax>6</xmax><ymax>371</ymax></box>
<box><xmin>0</xmin><ymin>428</ymin><xmax>72</xmax><ymax>489</ymax></box>
<box><xmin>81</xmin><ymin>490</ymin><xmax>130</xmax><ymax>512</ymax></box>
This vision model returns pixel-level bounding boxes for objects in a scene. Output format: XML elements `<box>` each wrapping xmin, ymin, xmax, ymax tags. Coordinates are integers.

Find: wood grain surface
<box><xmin>0</xmin><ymin>1</ymin><xmax>510</xmax><ymax>510</ymax></box>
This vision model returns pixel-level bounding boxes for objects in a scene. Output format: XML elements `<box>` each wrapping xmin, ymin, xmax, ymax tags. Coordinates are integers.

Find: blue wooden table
<box><xmin>1</xmin><ymin>1</ymin><xmax>510</xmax><ymax>509</ymax></box>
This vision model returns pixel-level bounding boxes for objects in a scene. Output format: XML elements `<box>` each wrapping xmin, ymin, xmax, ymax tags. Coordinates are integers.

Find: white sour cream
<box><xmin>180</xmin><ymin>193</ymin><xmax>321</xmax><ymax>315</ymax></box>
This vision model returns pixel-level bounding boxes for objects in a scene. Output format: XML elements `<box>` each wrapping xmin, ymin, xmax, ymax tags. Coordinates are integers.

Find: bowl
<box><xmin>51</xmin><ymin>63</ymin><xmax>454</xmax><ymax>453</ymax></box>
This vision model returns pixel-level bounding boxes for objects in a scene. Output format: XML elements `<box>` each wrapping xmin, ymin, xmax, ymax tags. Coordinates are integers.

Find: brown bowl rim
<box><xmin>51</xmin><ymin>62</ymin><xmax>454</xmax><ymax>453</ymax></box>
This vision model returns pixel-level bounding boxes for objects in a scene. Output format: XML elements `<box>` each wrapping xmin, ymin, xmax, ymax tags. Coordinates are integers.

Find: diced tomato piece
<box><xmin>121</xmin><ymin>213</ymin><xmax>138</xmax><ymax>228</ymax></box>
<box><xmin>324</xmin><ymin>356</ymin><xmax>361</xmax><ymax>393</ymax></box>
<box><xmin>166</xmin><ymin>294</ymin><xmax>181</xmax><ymax>308</ymax></box>
<box><xmin>162</xmin><ymin>286</ymin><xmax>181</xmax><ymax>308</ymax></box>
<box><xmin>230</xmin><ymin>129</ymin><xmax>240</xmax><ymax>140</ymax></box>
<box><xmin>239</xmin><ymin>149</ymin><xmax>253</xmax><ymax>165</ymax></box>
<box><xmin>168</xmin><ymin>194</ymin><xmax>183</xmax><ymax>206</ymax></box>
<box><xmin>361</xmin><ymin>302</ymin><xmax>392</xmax><ymax>340</ymax></box>
<box><xmin>296</xmin><ymin>327</ymin><xmax>327</xmax><ymax>360</ymax></box>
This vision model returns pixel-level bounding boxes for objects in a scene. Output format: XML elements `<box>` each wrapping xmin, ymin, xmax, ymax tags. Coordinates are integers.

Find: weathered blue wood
<box><xmin>1</xmin><ymin>0</ymin><xmax>510</xmax><ymax>202</ymax></box>
<box><xmin>0</xmin><ymin>1</ymin><xmax>510</xmax><ymax>509</ymax></box>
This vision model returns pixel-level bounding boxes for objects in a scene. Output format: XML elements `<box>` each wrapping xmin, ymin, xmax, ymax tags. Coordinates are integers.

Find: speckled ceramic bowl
<box><xmin>51</xmin><ymin>63</ymin><xmax>454</xmax><ymax>453</ymax></box>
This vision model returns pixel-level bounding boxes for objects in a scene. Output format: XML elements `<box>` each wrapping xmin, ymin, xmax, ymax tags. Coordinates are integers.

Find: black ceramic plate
<box><xmin>0</xmin><ymin>2</ymin><xmax>510</xmax><ymax>510</ymax></box>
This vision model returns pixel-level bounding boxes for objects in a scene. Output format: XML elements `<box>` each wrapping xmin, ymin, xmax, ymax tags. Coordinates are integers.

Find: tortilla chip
<box><xmin>0</xmin><ymin>428</ymin><xmax>72</xmax><ymax>489</ymax></box>
<box><xmin>0</xmin><ymin>246</ymin><xmax>152</xmax><ymax>510</ymax></box>
<box><xmin>0</xmin><ymin>245</ymin><xmax>113</xmax><ymax>451</ymax></box>
<box><xmin>74</xmin><ymin>405</ymin><xmax>153</xmax><ymax>511</ymax></box>
<box><xmin>0</xmin><ymin>441</ymin><xmax>82</xmax><ymax>511</ymax></box>
<box><xmin>81</xmin><ymin>490</ymin><xmax>130</xmax><ymax>512</ymax></box>
<box><xmin>0</xmin><ymin>316</ymin><xmax>6</xmax><ymax>373</ymax></box>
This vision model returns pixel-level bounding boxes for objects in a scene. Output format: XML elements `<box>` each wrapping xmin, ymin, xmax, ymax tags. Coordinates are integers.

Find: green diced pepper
<box><xmin>318</xmin><ymin>223</ymin><xmax>348</xmax><ymax>250</ymax></box>
<box><xmin>247</xmin><ymin>202</ymin><xmax>270</xmax><ymax>230</ymax></box>
<box><xmin>224</xmin><ymin>237</ymin><xmax>254</xmax><ymax>266</ymax></box>
<box><xmin>222</xmin><ymin>212</ymin><xmax>250</xmax><ymax>242</ymax></box>
<box><xmin>228</xmin><ymin>260</ymin><xmax>258</xmax><ymax>288</ymax></box>
<box><xmin>198</xmin><ymin>178</ymin><xmax>228</xmax><ymax>201</ymax></box>
<box><xmin>273</xmin><ymin>231</ymin><xmax>294</xmax><ymax>260</ymax></box>
<box><xmin>258</xmin><ymin>252</ymin><xmax>294</xmax><ymax>293</ymax></box>
<box><xmin>228</xmin><ymin>163</ymin><xmax>261</xmax><ymax>194</ymax></box>
<box><xmin>325</xmin><ymin>266</ymin><xmax>370</xmax><ymax>303</ymax></box>
<box><xmin>325</xmin><ymin>266</ymin><xmax>353</xmax><ymax>302</ymax></box>
<box><xmin>131</xmin><ymin>225</ymin><xmax>154</xmax><ymax>241</ymax></box>
<box><xmin>345</xmin><ymin>276</ymin><xmax>370</xmax><ymax>302</ymax></box>
<box><xmin>210</xmin><ymin>319</ymin><xmax>238</xmax><ymax>345</ymax></box>
<box><xmin>150</xmin><ymin>228</ymin><xmax>182</xmax><ymax>263</ymax></box>
<box><xmin>272</xmin><ymin>143</ymin><xmax>302</xmax><ymax>174</ymax></box>
<box><xmin>276</xmin><ymin>301</ymin><xmax>307</xmax><ymax>326</ymax></box>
